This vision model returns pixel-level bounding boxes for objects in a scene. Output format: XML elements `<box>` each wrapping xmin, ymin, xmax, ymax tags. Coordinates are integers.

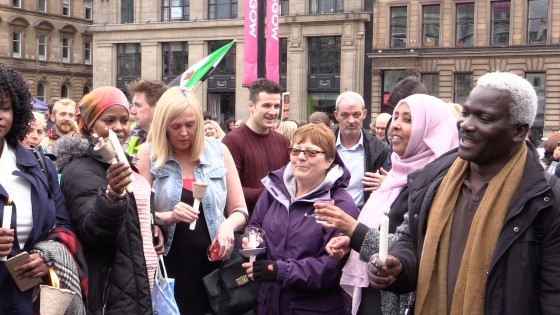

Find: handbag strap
<box><xmin>218</xmin><ymin>259</ymin><xmax>232</xmax><ymax>301</ymax></box>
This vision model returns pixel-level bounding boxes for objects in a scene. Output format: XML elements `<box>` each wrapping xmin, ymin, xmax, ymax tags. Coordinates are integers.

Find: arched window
<box><xmin>61</xmin><ymin>84</ymin><xmax>69</xmax><ymax>98</ymax></box>
<box><xmin>37</xmin><ymin>83</ymin><xmax>46</xmax><ymax>102</ymax></box>
<box><xmin>83</xmin><ymin>85</ymin><xmax>90</xmax><ymax>96</ymax></box>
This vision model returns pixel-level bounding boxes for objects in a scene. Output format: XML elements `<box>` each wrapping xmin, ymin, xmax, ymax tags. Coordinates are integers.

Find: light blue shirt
<box><xmin>150</xmin><ymin>138</ymin><xmax>227</xmax><ymax>255</ymax></box>
<box><xmin>336</xmin><ymin>132</ymin><xmax>365</xmax><ymax>206</ymax></box>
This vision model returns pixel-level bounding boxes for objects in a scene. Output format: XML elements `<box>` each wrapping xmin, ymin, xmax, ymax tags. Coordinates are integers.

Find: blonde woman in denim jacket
<box><xmin>137</xmin><ymin>87</ymin><xmax>248</xmax><ymax>315</ymax></box>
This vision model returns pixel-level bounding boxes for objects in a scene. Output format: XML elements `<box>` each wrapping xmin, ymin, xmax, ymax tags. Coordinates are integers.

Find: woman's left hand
<box><xmin>314</xmin><ymin>204</ymin><xmax>359</xmax><ymax>236</ymax></box>
<box><xmin>14</xmin><ymin>253</ymin><xmax>49</xmax><ymax>278</ymax></box>
<box><xmin>152</xmin><ymin>225</ymin><xmax>165</xmax><ymax>255</ymax></box>
<box><xmin>214</xmin><ymin>221</ymin><xmax>235</xmax><ymax>260</ymax></box>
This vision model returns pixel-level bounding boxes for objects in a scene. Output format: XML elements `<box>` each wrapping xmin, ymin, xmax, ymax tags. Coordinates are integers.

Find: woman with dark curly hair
<box><xmin>0</xmin><ymin>64</ymin><xmax>75</xmax><ymax>314</ymax></box>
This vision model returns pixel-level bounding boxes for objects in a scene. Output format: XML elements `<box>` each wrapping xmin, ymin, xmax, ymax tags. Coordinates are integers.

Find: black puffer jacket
<box><xmin>55</xmin><ymin>136</ymin><xmax>152</xmax><ymax>315</ymax></box>
<box><xmin>389</xmin><ymin>146</ymin><xmax>560</xmax><ymax>314</ymax></box>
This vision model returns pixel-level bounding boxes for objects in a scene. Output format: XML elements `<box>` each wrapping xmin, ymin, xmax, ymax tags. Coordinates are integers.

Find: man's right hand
<box><xmin>368</xmin><ymin>253</ymin><xmax>403</xmax><ymax>289</ymax></box>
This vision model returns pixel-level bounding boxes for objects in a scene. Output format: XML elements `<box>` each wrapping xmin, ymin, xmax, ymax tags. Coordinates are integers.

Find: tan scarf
<box><xmin>415</xmin><ymin>144</ymin><xmax>527</xmax><ymax>315</ymax></box>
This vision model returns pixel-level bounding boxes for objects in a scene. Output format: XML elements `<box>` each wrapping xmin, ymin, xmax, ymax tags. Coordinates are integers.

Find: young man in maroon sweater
<box><xmin>223</xmin><ymin>78</ymin><xmax>290</xmax><ymax>216</ymax></box>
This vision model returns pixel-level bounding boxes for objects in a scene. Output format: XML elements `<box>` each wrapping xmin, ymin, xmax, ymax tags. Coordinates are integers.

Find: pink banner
<box><xmin>266</xmin><ymin>0</ymin><xmax>280</xmax><ymax>84</ymax></box>
<box><xmin>243</xmin><ymin>0</ymin><xmax>259</xmax><ymax>86</ymax></box>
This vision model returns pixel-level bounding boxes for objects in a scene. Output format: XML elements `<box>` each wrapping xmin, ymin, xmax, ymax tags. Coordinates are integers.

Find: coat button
<box><xmin>414</xmin><ymin>214</ymin><xmax>419</xmax><ymax>219</ymax></box>
<box><xmin>544</xmin><ymin>197</ymin><xmax>550</xmax><ymax>202</ymax></box>
<box><xmin>513</xmin><ymin>227</ymin><xmax>519</xmax><ymax>232</ymax></box>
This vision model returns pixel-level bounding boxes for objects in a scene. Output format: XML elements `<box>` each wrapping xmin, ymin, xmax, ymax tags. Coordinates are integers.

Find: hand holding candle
<box><xmin>107</xmin><ymin>129</ymin><xmax>134</xmax><ymax>193</ymax></box>
<box><xmin>244</xmin><ymin>226</ymin><xmax>265</xmax><ymax>263</ymax></box>
<box><xmin>189</xmin><ymin>182</ymin><xmax>208</xmax><ymax>230</ymax></box>
<box><xmin>378</xmin><ymin>214</ymin><xmax>389</xmax><ymax>262</ymax></box>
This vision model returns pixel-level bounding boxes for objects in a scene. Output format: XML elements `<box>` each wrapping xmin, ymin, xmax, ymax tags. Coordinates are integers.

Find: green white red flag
<box><xmin>180</xmin><ymin>39</ymin><xmax>236</xmax><ymax>90</ymax></box>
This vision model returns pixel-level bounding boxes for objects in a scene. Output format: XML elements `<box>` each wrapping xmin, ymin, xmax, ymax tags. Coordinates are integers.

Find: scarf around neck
<box><xmin>415</xmin><ymin>144</ymin><xmax>527</xmax><ymax>315</ymax></box>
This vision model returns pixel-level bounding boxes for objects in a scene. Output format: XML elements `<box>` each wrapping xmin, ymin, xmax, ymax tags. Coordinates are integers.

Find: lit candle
<box><xmin>107</xmin><ymin>129</ymin><xmax>134</xmax><ymax>193</ymax></box>
<box><xmin>378</xmin><ymin>215</ymin><xmax>389</xmax><ymax>262</ymax></box>
<box><xmin>1</xmin><ymin>200</ymin><xmax>12</xmax><ymax>261</ymax></box>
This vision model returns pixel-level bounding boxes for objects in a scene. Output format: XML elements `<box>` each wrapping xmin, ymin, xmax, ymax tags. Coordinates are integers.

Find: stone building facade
<box><xmin>90</xmin><ymin>0</ymin><xmax>372</xmax><ymax>124</ymax></box>
<box><xmin>0</xmin><ymin>0</ymin><xmax>93</xmax><ymax>105</ymax></box>
<box><xmin>369</xmin><ymin>0</ymin><xmax>560</xmax><ymax>138</ymax></box>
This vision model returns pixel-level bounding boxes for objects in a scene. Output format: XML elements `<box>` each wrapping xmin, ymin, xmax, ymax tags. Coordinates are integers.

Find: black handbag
<box><xmin>202</xmin><ymin>257</ymin><xmax>260</xmax><ymax>315</ymax></box>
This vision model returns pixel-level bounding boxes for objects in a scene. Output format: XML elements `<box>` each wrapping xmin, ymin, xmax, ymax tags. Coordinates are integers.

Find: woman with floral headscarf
<box><xmin>314</xmin><ymin>94</ymin><xmax>459</xmax><ymax>315</ymax></box>
<box><xmin>54</xmin><ymin>86</ymin><xmax>162</xmax><ymax>314</ymax></box>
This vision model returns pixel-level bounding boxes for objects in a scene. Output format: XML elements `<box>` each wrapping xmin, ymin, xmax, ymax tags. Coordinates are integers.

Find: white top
<box><xmin>336</xmin><ymin>132</ymin><xmax>365</xmax><ymax>207</ymax></box>
<box><xmin>0</xmin><ymin>140</ymin><xmax>33</xmax><ymax>249</ymax></box>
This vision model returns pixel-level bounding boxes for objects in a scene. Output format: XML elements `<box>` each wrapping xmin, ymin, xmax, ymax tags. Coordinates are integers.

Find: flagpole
<box><xmin>258</xmin><ymin>0</ymin><xmax>266</xmax><ymax>78</ymax></box>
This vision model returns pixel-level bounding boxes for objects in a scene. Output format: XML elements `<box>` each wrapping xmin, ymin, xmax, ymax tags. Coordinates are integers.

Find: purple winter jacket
<box><xmin>251</xmin><ymin>156</ymin><xmax>360</xmax><ymax>315</ymax></box>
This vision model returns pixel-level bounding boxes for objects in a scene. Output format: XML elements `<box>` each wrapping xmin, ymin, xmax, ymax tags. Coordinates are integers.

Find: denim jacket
<box><xmin>150</xmin><ymin>138</ymin><xmax>227</xmax><ymax>255</ymax></box>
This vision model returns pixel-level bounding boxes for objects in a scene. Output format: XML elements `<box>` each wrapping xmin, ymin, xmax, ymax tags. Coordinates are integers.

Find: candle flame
<box><xmin>49</xmin><ymin>268</ymin><xmax>60</xmax><ymax>288</ymax></box>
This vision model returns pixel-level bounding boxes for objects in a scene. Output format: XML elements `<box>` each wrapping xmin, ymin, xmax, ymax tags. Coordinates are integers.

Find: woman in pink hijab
<box><xmin>314</xmin><ymin>94</ymin><xmax>459</xmax><ymax>315</ymax></box>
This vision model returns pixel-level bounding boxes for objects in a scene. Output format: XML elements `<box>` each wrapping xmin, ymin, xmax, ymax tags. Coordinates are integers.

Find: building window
<box><xmin>491</xmin><ymin>1</ymin><xmax>511</xmax><ymax>45</ymax></box>
<box><xmin>454</xmin><ymin>73</ymin><xmax>472</xmax><ymax>105</ymax></box>
<box><xmin>528</xmin><ymin>0</ymin><xmax>548</xmax><ymax>43</ymax></box>
<box><xmin>209</xmin><ymin>40</ymin><xmax>236</xmax><ymax>75</ymax></box>
<box><xmin>281</xmin><ymin>0</ymin><xmax>289</xmax><ymax>15</ymax></box>
<box><xmin>39</xmin><ymin>0</ymin><xmax>47</xmax><ymax>12</ymax></box>
<box><xmin>162</xmin><ymin>42</ymin><xmax>188</xmax><ymax>83</ymax></box>
<box><xmin>84</xmin><ymin>42</ymin><xmax>92</xmax><ymax>65</ymax></box>
<box><xmin>526</xmin><ymin>73</ymin><xmax>545</xmax><ymax>133</ymax></box>
<box><xmin>85</xmin><ymin>0</ymin><xmax>93</xmax><ymax>20</ymax></box>
<box><xmin>38</xmin><ymin>35</ymin><xmax>47</xmax><ymax>61</ymax></box>
<box><xmin>421</xmin><ymin>73</ymin><xmax>439</xmax><ymax>97</ymax></box>
<box><xmin>456</xmin><ymin>3</ymin><xmax>474</xmax><ymax>46</ymax></box>
<box><xmin>61</xmin><ymin>85</ymin><xmax>69</xmax><ymax>98</ymax></box>
<box><xmin>381</xmin><ymin>70</ymin><xmax>406</xmax><ymax>106</ymax></box>
<box><xmin>62</xmin><ymin>38</ymin><xmax>70</xmax><ymax>63</ymax></box>
<box><xmin>209</xmin><ymin>0</ymin><xmax>237</xmax><ymax>19</ymax></box>
<box><xmin>117</xmin><ymin>43</ymin><xmax>141</xmax><ymax>77</ymax></box>
<box><xmin>13</xmin><ymin>0</ymin><xmax>20</xmax><ymax>8</ymax></box>
<box><xmin>62</xmin><ymin>0</ymin><xmax>70</xmax><ymax>16</ymax></box>
<box><xmin>422</xmin><ymin>5</ymin><xmax>440</xmax><ymax>47</ymax></box>
<box><xmin>390</xmin><ymin>6</ymin><xmax>407</xmax><ymax>48</ymax></box>
<box><xmin>122</xmin><ymin>0</ymin><xmax>134</xmax><ymax>23</ymax></box>
<box><xmin>12</xmin><ymin>32</ymin><xmax>22</xmax><ymax>58</ymax></box>
<box><xmin>309</xmin><ymin>0</ymin><xmax>343</xmax><ymax>14</ymax></box>
<box><xmin>280</xmin><ymin>38</ymin><xmax>287</xmax><ymax>87</ymax></box>
<box><xmin>308</xmin><ymin>37</ymin><xmax>340</xmax><ymax>74</ymax></box>
<box><xmin>37</xmin><ymin>83</ymin><xmax>46</xmax><ymax>102</ymax></box>
<box><xmin>83</xmin><ymin>85</ymin><xmax>90</xmax><ymax>96</ymax></box>
<box><xmin>162</xmin><ymin>0</ymin><xmax>189</xmax><ymax>21</ymax></box>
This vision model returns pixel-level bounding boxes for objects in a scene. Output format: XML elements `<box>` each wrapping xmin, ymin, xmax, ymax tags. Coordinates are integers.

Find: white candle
<box><xmin>189</xmin><ymin>198</ymin><xmax>201</xmax><ymax>230</ymax></box>
<box><xmin>378</xmin><ymin>215</ymin><xmax>389</xmax><ymax>262</ymax></box>
<box><xmin>248</xmin><ymin>233</ymin><xmax>257</xmax><ymax>249</ymax></box>
<box><xmin>1</xmin><ymin>204</ymin><xmax>12</xmax><ymax>261</ymax></box>
<box><xmin>2</xmin><ymin>205</ymin><xmax>12</xmax><ymax>229</ymax></box>
<box><xmin>107</xmin><ymin>129</ymin><xmax>134</xmax><ymax>193</ymax></box>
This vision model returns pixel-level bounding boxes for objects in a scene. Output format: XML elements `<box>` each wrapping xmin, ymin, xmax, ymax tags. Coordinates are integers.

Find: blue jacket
<box><xmin>0</xmin><ymin>142</ymin><xmax>71</xmax><ymax>315</ymax></box>
<box><xmin>150</xmin><ymin>138</ymin><xmax>228</xmax><ymax>254</ymax></box>
<box><xmin>251</xmin><ymin>155</ymin><xmax>360</xmax><ymax>315</ymax></box>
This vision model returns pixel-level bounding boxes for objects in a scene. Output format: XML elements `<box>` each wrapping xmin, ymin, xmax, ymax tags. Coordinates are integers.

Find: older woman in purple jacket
<box><xmin>242</xmin><ymin>123</ymin><xmax>360</xmax><ymax>314</ymax></box>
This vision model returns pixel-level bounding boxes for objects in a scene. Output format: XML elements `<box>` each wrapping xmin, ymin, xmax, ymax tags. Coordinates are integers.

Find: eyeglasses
<box><xmin>288</xmin><ymin>147</ymin><xmax>326</xmax><ymax>158</ymax></box>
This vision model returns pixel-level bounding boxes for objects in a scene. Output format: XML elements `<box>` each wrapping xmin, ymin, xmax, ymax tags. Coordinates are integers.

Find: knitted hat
<box><xmin>78</xmin><ymin>86</ymin><xmax>129</xmax><ymax>132</ymax></box>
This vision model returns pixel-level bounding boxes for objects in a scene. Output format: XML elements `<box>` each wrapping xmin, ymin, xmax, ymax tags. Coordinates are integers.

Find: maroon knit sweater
<box><xmin>222</xmin><ymin>124</ymin><xmax>290</xmax><ymax>215</ymax></box>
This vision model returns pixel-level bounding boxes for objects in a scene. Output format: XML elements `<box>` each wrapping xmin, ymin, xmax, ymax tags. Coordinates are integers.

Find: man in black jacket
<box><xmin>369</xmin><ymin>71</ymin><xmax>560</xmax><ymax>314</ymax></box>
<box><xmin>334</xmin><ymin>91</ymin><xmax>391</xmax><ymax>208</ymax></box>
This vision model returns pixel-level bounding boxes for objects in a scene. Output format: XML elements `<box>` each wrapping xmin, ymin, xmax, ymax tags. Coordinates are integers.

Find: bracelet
<box><xmin>105</xmin><ymin>187</ymin><xmax>126</xmax><ymax>202</ymax></box>
<box><xmin>231</xmin><ymin>208</ymin><xmax>249</xmax><ymax>226</ymax></box>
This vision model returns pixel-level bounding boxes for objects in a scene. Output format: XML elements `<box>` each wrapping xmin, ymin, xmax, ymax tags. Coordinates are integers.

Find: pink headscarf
<box><xmin>340</xmin><ymin>94</ymin><xmax>459</xmax><ymax>314</ymax></box>
<box><xmin>77</xmin><ymin>86</ymin><xmax>129</xmax><ymax>133</ymax></box>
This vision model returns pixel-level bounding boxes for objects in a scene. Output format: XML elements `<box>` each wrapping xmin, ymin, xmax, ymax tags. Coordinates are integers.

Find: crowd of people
<box><xmin>1</xmin><ymin>61</ymin><xmax>559</xmax><ymax>315</ymax></box>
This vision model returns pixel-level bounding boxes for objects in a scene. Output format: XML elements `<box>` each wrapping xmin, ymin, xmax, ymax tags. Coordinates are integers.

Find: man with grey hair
<box><xmin>370</xmin><ymin>71</ymin><xmax>560</xmax><ymax>314</ymax></box>
<box><xmin>334</xmin><ymin>91</ymin><xmax>391</xmax><ymax>207</ymax></box>
<box><xmin>370</xmin><ymin>113</ymin><xmax>392</xmax><ymax>143</ymax></box>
